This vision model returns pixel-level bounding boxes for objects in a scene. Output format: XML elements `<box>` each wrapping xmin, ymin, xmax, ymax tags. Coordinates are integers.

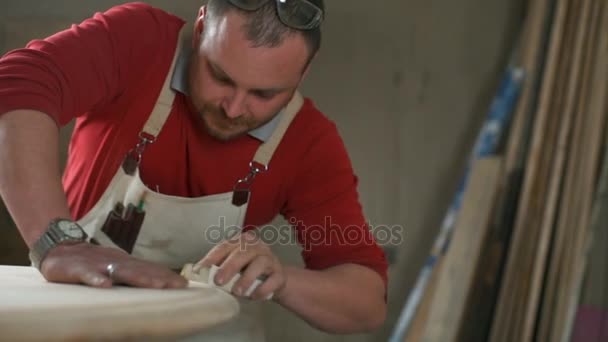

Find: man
<box><xmin>0</xmin><ymin>0</ymin><xmax>387</xmax><ymax>339</ymax></box>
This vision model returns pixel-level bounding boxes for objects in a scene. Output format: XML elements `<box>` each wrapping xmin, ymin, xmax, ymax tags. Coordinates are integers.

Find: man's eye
<box><xmin>214</xmin><ymin>73</ymin><xmax>231</xmax><ymax>84</ymax></box>
<box><xmin>253</xmin><ymin>91</ymin><xmax>276</xmax><ymax>100</ymax></box>
<box><xmin>209</xmin><ymin>68</ymin><xmax>232</xmax><ymax>85</ymax></box>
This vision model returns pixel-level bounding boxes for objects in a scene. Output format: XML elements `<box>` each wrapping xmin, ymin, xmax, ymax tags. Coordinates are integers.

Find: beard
<box><xmin>197</xmin><ymin>102</ymin><xmax>265</xmax><ymax>141</ymax></box>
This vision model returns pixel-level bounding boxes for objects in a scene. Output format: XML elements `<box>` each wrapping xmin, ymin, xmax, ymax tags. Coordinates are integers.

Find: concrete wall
<box><xmin>0</xmin><ymin>0</ymin><xmax>524</xmax><ymax>340</ymax></box>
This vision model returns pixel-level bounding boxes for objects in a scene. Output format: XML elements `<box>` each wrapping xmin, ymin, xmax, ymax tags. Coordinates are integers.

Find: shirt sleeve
<box><xmin>281</xmin><ymin>122</ymin><xmax>389</xmax><ymax>287</ymax></box>
<box><xmin>0</xmin><ymin>2</ymin><xmax>181</xmax><ymax>126</ymax></box>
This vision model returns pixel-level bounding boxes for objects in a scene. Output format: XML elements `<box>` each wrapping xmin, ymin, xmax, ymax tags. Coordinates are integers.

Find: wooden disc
<box><xmin>0</xmin><ymin>266</ymin><xmax>240</xmax><ymax>341</ymax></box>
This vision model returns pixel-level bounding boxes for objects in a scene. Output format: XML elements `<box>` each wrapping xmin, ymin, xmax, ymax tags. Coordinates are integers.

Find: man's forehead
<box><xmin>201</xmin><ymin>12</ymin><xmax>309</xmax><ymax>81</ymax></box>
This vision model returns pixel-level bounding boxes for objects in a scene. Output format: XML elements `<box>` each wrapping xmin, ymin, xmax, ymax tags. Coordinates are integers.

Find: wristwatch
<box><xmin>29</xmin><ymin>218</ymin><xmax>88</xmax><ymax>269</ymax></box>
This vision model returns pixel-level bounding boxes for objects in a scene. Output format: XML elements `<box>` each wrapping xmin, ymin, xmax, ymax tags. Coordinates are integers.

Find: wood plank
<box><xmin>503</xmin><ymin>0</ymin><xmax>556</xmax><ymax>175</ymax></box>
<box><xmin>404</xmin><ymin>257</ymin><xmax>444</xmax><ymax>342</ymax></box>
<box><xmin>520</xmin><ymin>0</ymin><xmax>597</xmax><ymax>340</ymax></box>
<box><xmin>580</xmin><ymin>88</ymin><xmax>608</xmax><ymax>309</ymax></box>
<box><xmin>535</xmin><ymin>0</ymin><xmax>604</xmax><ymax>339</ymax></box>
<box><xmin>462</xmin><ymin>0</ymin><xmax>558</xmax><ymax>339</ymax></box>
<box><xmin>548</xmin><ymin>2</ymin><xmax>608</xmax><ymax>340</ymax></box>
<box><xmin>563</xmin><ymin>0</ymin><xmax>608</xmax><ymax>328</ymax></box>
<box><xmin>508</xmin><ymin>1</ymin><xmax>583</xmax><ymax>339</ymax></box>
<box><xmin>421</xmin><ymin>157</ymin><xmax>503</xmax><ymax>342</ymax></box>
<box><xmin>489</xmin><ymin>0</ymin><xmax>573</xmax><ymax>340</ymax></box>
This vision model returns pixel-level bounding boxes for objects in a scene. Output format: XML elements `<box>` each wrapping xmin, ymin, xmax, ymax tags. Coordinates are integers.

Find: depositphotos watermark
<box><xmin>204</xmin><ymin>216</ymin><xmax>404</xmax><ymax>252</ymax></box>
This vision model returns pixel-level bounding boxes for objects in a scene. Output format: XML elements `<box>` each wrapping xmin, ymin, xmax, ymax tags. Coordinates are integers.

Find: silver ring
<box><xmin>106</xmin><ymin>263</ymin><xmax>117</xmax><ymax>280</ymax></box>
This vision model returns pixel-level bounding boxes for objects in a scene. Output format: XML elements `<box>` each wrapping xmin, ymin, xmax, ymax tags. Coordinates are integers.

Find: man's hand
<box><xmin>195</xmin><ymin>230</ymin><xmax>285</xmax><ymax>300</ymax></box>
<box><xmin>40</xmin><ymin>243</ymin><xmax>188</xmax><ymax>289</ymax></box>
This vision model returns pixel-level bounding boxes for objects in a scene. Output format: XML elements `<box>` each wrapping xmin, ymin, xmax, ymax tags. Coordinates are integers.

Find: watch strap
<box><xmin>29</xmin><ymin>219</ymin><xmax>87</xmax><ymax>269</ymax></box>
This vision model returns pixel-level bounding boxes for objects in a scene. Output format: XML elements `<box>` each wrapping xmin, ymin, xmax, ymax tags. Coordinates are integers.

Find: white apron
<box><xmin>76</xmin><ymin>28</ymin><xmax>304</xmax><ymax>341</ymax></box>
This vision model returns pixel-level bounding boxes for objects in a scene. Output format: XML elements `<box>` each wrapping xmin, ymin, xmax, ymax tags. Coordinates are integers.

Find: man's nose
<box><xmin>222</xmin><ymin>90</ymin><xmax>247</xmax><ymax>119</ymax></box>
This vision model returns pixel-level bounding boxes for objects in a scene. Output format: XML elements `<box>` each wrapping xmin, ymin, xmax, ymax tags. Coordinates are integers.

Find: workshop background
<box><xmin>2</xmin><ymin>0</ymin><xmax>607</xmax><ymax>341</ymax></box>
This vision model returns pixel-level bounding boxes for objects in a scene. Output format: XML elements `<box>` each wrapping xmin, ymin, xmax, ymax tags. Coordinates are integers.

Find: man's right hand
<box><xmin>40</xmin><ymin>243</ymin><xmax>188</xmax><ymax>289</ymax></box>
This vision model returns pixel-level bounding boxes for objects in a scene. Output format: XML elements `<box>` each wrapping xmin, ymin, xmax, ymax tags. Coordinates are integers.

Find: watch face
<box><xmin>57</xmin><ymin>220</ymin><xmax>84</xmax><ymax>239</ymax></box>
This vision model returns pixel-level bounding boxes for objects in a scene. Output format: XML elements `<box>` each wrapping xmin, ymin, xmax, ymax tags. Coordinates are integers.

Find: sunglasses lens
<box><xmin>229</xmin><ymin>0</ymin><xmax>267</xmax><ymax>11</ymax></box>
<box><xmin>276</xmin><ymin>0</ymin><xmax>323</xmax><ymax>29</ymax></box>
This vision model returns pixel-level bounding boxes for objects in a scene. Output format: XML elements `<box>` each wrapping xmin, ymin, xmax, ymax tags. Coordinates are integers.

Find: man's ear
<box><xmin>192</xmin><ymin>6</ymin><xmax>207</xmax><ymax>49</ymax></box>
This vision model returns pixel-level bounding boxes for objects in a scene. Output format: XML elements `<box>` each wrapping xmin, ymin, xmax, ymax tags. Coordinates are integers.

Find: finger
<box><xmin>107</xmin><ymin>262</ymin><xmax>172</xmax><ymax>289</ymax></box>
<box><xmin>195</xmin><ymin>240</ymin><xmax>238</xmax><ymax>270</ymax></box>
<box><xmin>232</xmin><ymin>255</ymin><xmax>273</xmax><ymax>297</ymax></box>
<box><xmin>47</xmin><ymin>260</ymin><xmax>112</xmax><ymax>288</ymax></box>
<box><xmin>251</xmin><ymin>271</ymin><xmax>284</xmax><ymax>301</ymax></box>
<box><xmin>167</xmin><ymin>274</ymin><xmax>189</xmax><ymax>288</ymax></box>
<box><xmin>80</xmin><ymin>270</ymin><xmax>113</xmax><ymax>288</ymax></box>
<box><xmin>40</xmin><ymin>256</ymin><xmax>89</xmax><ymax>284</ymax></box>
<box><xmin>240</xmin><ymin>230</ymin><xmax>261</xmax><ymax>244</ymax></box>
<box><xmin>123</xmin><ymin>275</ymin><xmax>166</xmax><ymax>288</ymax></box>
<box><xmin>142</xmin><ymin>266</ymin><xmax>188</xmax><ymax>288</ymax></box>
<box><xmin>224</xmin><ymin>230</ymin><xmax>261</xmax><ymax>252</ymax></box>
<box><xmin>214</xmin><ymin>247</ymin><xmax>259</xmax><ymax>286</ymax></box>
<box><xmin>156</xmin><ymin>268</ymin><xmax>188</xmax><ymax>288</ymax></box>
<box><xmin>196</xmin><ymin>230</ymin><xmax>261</xmax><ymax>270</ymax></box>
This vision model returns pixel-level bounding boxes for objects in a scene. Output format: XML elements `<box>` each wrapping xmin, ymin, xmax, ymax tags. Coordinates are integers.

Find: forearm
<box><xmin>274</xmin><ymin>263</ymin><xmax>386</xmax><ymax>334</ymax></box>
<box><xmin>0</xmin><ymin>109</ymin><xmax>71</xmax><ymax>247</ymax></box>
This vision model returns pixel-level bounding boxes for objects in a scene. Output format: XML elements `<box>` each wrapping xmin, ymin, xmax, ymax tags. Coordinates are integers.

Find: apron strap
<box><xmin>252</xmin><ymin>91</ymin><xmax>304</xmax><ymax>168</ymax></box>
<box><xmin>231</xmin><ymin>92</ymin><xmax>304</xmax><ymax>206</ymax></box>
<box><xmin>141</xmin><ymin>27</ymin><xmax>187</xmax><ymax>138</ymax></box>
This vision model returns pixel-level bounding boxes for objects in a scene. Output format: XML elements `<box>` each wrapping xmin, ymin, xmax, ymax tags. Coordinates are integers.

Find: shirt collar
<box><xmin>170</xmin><ymin>43</ymin><xmax>282</xmax><ymax>142</ymax></box>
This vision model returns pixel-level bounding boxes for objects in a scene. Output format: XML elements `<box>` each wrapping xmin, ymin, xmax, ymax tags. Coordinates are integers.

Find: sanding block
<box><xmin>181</xmin><ymin>263</ymin><xmax>273</xmax><ymax>300</ymax></box>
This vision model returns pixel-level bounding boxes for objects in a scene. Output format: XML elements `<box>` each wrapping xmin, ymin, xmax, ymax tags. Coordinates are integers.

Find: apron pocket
<box><xmin>101</xmin><ymin>202</ymin><xmax>146</xmax><ymax>253</ymax></box>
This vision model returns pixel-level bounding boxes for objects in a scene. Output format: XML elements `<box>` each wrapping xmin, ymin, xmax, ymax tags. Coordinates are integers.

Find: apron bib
<box><xmin>76</xmin><ymin>28</ymin><xmax>304</xmax><ymax>341</ymax></box>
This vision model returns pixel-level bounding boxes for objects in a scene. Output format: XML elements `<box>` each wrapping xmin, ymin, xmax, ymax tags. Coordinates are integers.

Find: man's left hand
<box><xmin>195</xmin><ymin>230</ymin><xmax>286</xmax><ymax>301</ymax></box>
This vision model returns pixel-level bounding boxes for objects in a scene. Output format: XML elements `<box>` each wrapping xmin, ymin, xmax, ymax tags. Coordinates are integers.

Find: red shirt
<box><xmin>0</xmin><ymin>2</ymin><xmax>387</xmax><ymax>285</ymax></box>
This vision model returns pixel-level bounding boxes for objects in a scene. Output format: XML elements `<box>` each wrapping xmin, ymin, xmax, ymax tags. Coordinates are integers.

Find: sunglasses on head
<box><xmin>227</xmin><ymin>0</ymin><xmax>324</xmax><ymax>30</ymax></box>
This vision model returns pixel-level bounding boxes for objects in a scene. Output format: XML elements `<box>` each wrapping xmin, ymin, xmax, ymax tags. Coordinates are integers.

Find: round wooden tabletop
<box><xmin>0</xmin><ymin>266</ymin><xmax>240</xmax><ymax>341</ymax></box>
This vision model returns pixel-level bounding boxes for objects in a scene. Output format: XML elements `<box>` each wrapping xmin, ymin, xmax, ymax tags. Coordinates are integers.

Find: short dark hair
<box><xmin>204</xmin><ymin>0</ymin><xmax>323</xmax><ymax>60</ymax></box>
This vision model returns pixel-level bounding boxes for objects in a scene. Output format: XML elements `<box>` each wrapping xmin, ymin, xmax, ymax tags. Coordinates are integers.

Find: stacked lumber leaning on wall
<box><xmin>398</xmin><ymin>0</ymin><xmax>608</xmax><ymax>341</ymax></box>
<box><xmin>490</xmin><ymin>0</ymin><xmax>608</xmax><ymax>341</ymax></box>
<box><xmin>400</xmin><ymin>0</ymin><xmax>552</xmax><ymax>339</ymax></box>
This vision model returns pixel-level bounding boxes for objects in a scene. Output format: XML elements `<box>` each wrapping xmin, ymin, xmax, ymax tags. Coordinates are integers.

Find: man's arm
<box><xmin>277</xmin><ymin>119</ymin><xmax>388</xmax><ymax>332</ymax></box>
<box><xmin>276</xmin><ymin>264</ymin><xmax>386</xmax><ymax>333</ymax></box>
<box><xmin>0</xmin><ymin>110</ymin><xmax>71</xmax><ymax>247</ymax></box>
<box><xmin>0</xmin><ymin>3</ymin><xmax>187</xmax><ymax>288</ymax></box>
<box><xmin>197</xmin><ymin>118</ymin><xmax>388</xmax><ymax>333</ymax></box>
<box><xmin>196</xmin><ymin>230</ymin><xmax>386</xmax><ymax>334</ymax></box>
<box><xmin>0</xmin><ymin>109</ymin><xmax>186</xmax><ymax>288</ymax></box>
<box><xmin>0</xmin><ymin>3</ymin><xmax>162</xmax><ymax>240</ymax></box>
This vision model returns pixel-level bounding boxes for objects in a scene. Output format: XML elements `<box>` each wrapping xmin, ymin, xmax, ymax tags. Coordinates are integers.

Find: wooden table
<box><xmin>0</xmin><ymin>265</ymin><xmax>239</xmax><ymax>341</ymax></box>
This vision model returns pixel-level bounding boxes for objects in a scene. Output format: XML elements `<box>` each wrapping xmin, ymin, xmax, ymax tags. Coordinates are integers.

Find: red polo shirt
<box><xmin>0</xmin><ymin>2</ymin><xmax>387</xmax><ymax>285</ymax></box>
